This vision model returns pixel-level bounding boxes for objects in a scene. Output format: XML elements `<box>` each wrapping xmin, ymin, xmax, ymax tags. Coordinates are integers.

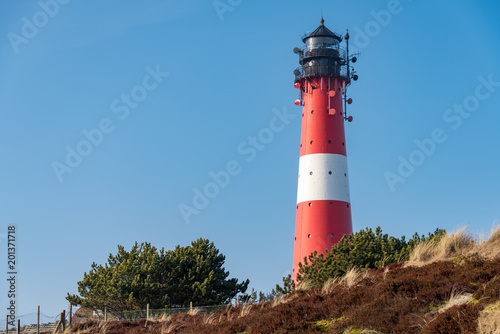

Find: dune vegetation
<box><xmin>58</xmin><ymin>225</ymin><xmax>500</xmax><ymax>334</ymax></box>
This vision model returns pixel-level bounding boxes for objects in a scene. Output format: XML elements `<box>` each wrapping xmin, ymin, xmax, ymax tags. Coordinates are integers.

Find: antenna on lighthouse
<box><xmin>345</xmin><ymin>29</ymin><xmax>350</xmax><ymax>79</ymax></box>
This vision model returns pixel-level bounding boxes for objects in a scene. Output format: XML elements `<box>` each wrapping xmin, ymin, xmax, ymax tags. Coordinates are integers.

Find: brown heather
<box><xmin>55</xmin><ymin>226</ymin><xmax>500</xmax><ymax>334</ymax></box>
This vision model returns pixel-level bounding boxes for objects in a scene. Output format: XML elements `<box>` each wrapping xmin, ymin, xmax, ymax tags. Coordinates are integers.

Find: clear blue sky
<box><xmin>1</xmin><ymin>0</ymin><xmax>499</xmax><ymax>319</ymax></box>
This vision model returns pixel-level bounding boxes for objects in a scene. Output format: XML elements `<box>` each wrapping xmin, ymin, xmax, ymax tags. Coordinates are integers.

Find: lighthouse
<box><xmin>292</xmin><ymin>18</ymin><xmax>358</xmax><ymax>281</ymax></box>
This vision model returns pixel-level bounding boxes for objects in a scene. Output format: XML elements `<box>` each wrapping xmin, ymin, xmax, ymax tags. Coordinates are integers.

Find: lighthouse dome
<box><xmin>294</xmin><ymin>18</ymin><xmax>349</xmax><ymax>80</ymax></box>
<box><xmin>302</xmin><ymin>18</ymin><xmax>342</xmax><ymax>47</ymax></box>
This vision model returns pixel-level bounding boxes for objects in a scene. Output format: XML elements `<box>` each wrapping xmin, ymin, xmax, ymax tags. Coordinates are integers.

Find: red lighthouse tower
<box><xmin>292</xmin><ymin>18</ymin><xmax>358</xmax><ymax>281</ymax></box>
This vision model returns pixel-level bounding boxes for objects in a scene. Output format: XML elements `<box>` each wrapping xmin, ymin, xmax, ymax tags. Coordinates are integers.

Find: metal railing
<box><xmin>294</xmin><ymin>65</ymin><xmax>349</xmax><ymax>81</ymax></box>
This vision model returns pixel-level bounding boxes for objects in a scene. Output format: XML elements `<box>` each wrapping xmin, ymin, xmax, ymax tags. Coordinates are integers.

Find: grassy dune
<box><xmin>59</xmin><ymin>225</ymin><xmax>500</xmax><ymax>334</ymax></box>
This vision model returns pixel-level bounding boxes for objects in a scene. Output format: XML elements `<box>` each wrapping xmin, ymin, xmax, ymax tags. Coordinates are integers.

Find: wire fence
<box><xmin>0</xmin><ymin>311</ymin><xmax>66</xmax><ymax>334</ymax></box>
<box><xmin>73</xmin><ymin>305</ymin><xmax>227</xmax><ymax>322</ymax></box>
<box><xmin>0</xmin><ymin>323</ymin><xmax>58</xmax><ymax>334</ymax></box>
<box><xmin>0</xmin><ymin>304</ymin><xmax>228</xmax><ymax>333</ymax></box>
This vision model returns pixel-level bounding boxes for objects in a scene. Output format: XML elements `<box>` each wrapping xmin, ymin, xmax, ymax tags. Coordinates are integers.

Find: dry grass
<box><xmin>408</xmin><ymin>224</ymin><xmax>500</xmax><ymax>267</ymax></box>
<box><xmin>63</xmin><ymin>321</ymin><xmax>96</xmax><ymax>334</ymax></box>
<box><xmin>98</xmin><ymin>321</ymin><xmax>108</xmax><ymax>334</ymax></box>
<box><xmin>216</xmin><ymin>308</ymin><xmax>236</xmax><ymax>323</ymax></box>
<box><xmin>478</xmin><ymin>302</ymin><xmax>500</xmax><ymax>334</ymax></box>
<box><xmin>203</xmin><ymin>313</ymin><xmax>217</xmax><ymax>325</ymax></box>
<box><xmin>477</xmin><ymin>224</ymin><xmax>500</xmax><ymax>259</ymax></box>
<box><xmin>341</xmin><ymin>268</ymin><xmax>360</xmax><ymax>288</ymax></box>
<box><xmin>239</xmin><ymin>304</ymin><xmax>252</xmax><ymax>318</ymax></box>
<box><xmin>340</xmin><ymin>268</ymin><xmax>370</xmax><ymax>289</ymax></box>
<box><xmin>440</xmin><ymin>227</ymin><xmax>475</xmax><ymax>255</ymax></box>
<box><xmin>295</xmin><ymin>279</ymin><xmax>313</xmax><ymax>291</ymax></box>
<box><xmin>269</xmin><ymin>292</ymin><xmax>298</xmax><ymax>308</ymax></box>
<box><xmin>156</xmin><ymin>313</ymin><xmax>172</xmax><ymax>323</ymax></box>
<box><xmin>408</xmin><ymin>240</ymin><xmax>437</xmax><ymax>264</ymax></box>
<box><xmin>438</xmin><ymin>290</ymin><xmax>472</xmax><ymax>313</ymax></box>
<box><xmin>161</xmin><ymin>322</ymin><xmax>177</xmax><ymax>334</ymax></box>
<box><xmin>321</xmin><ymin>277</ymin><xmax>339</xmax><ymax>294</ymax></box>
<box><xmin>187</xmin><ymin>307</ymin><xmax>200</xmax><ymax>316</ymax></box>
<box><xmin>383</xmin><ymin>267</ymin><xmax>390</xmax><ymax>280</ymax></box>
<box><xmin>320</xmin><ymin>268</ymin><xmax>368</xmax><ymax>295</ymax></box>
<box><xmin>271</xmin><ymin>296</ymin><xmax>284</xmax><ymax>308</ymax></box>
<box><xmin>407</xmin><ymin>227</ymin><xmax>476</xmax><ymax>267</ymax></box>
<box><xmin>227</xmin><ymin>309</ymin><xmax>235</xmax><ymax>322</ymax></box>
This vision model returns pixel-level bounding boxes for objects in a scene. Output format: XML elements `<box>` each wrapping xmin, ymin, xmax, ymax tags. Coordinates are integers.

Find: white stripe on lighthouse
<box><xmin>297</xmin><ymin>153</ymin><xmax>350</xmax><ymax>204</ymax></box>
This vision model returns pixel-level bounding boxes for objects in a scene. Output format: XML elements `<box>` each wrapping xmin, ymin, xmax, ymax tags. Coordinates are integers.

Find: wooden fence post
<box><xmin>37</xmin><ymin>305</ymin><xmax>40</xmax><ymax>334</ymax></box>
<box><xmin>104</xmin><ymin>307</ymin><xmax>107</xmax><ymax>322</ymax></box>
<box><xmin>5</xmin><ymin>314</ymin><xmax>8</xmax><ymax>334</ymax></box>
<box><xmin>61</xmin><ymin>310</ymin><xmax>66</xmax><ymax>331</ymax></box>
<box><xmin>147</xmin><ymin>303</ymin><xmax>149</xmax><ymax>321</ymax></box>
<box><xmin>16</xmin><ymin>319</ymin><xmax>20</xmax><ymax>334</ymax></box>
<box><xmin>69</xmin><ymin>304</ymin><xmax>72</xmax><ymax>327</ymax></box>
<box><xmin>53</xmin><ymin>313</ymin><xmax>64</xmax><ymax>334</ymax></box>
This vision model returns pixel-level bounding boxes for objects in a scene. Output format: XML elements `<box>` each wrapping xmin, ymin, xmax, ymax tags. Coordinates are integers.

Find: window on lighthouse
<box><xmin>306</xmin><ymin>37</ymin><xmax>337</xmax><ymax>51</ymax></box>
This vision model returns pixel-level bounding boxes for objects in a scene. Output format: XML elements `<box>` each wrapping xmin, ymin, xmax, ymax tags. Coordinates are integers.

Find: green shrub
<box><xmin>296</xmin><ymin>226</ymin><xmax>445</xmax><ymax>286</ymax></box>
<box><xmin>67</xmin><ymin>238</ymin><xmax>249</xmax><ymax>311</ymax></box>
